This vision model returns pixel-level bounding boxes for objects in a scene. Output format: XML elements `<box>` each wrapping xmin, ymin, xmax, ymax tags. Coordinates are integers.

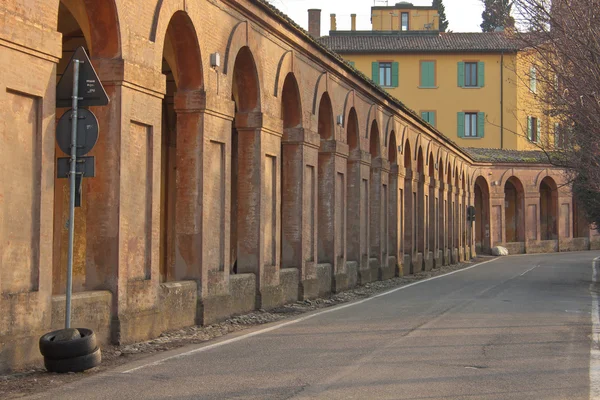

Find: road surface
<box><xmin>28</xmin><ymin>252</ymin><xmax>599</xmax><ymax>400</ymax></box>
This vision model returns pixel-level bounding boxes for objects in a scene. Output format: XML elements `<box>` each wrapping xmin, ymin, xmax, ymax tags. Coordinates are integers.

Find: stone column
<box><xmin>439</xmin><ymin>181</ymin><xmax>449</xmax><ymax>265</ymax></box>
<box><xmin>314</xmin><ymin>138</ymin><xmax>349</xmax><ymax>296</ymax></box>
<box><xmin>403</xmin><ymin>170</ymin><xmax>414</xmax><ymax>272</ymax></box>
<box><xmin>413</xmin><ymin>174</ymin><xmax>425</xmax><ymax>273</ymax></box>
<box><xmin>490</xmin><ymin>194</ymin><xmax>505</xmax><ymax>247</ymax></box>
<box><xmin>390</xmin><ymin>165</ymin><xmax>405</xmax><ymax>276</ymax></box>
<box><xmin>422</xmin><ymin>175</ymin><xmax>433</xmax><ymax>271</ymax></box>
<box><xmin>525</xmin><ymin>192</ymin><xmax>542</xmax><ymax>253</ymax></box>
<box><xmin>370</xmin><ymin>158</ymin><xmax>394</xmax><ymax>280</ymax></box>
<box><xmin>347</xmin><ymin>150</ymin><xmax>371</xmax><ymax>284</ymax></box>
<box><xmin>281</xmin><ymin>127</ymin><xmax>319</xmax><ymax>300</ymax></box>
<box><xmin>234</xmin><ymin>111</ymin><xmax>283</xmax><ymax>310</ymax></box>
<box><xmin>468</xmin><ymin>190</ymin><xmax>476</xmax><ymax>258</ymax></box>
<box><xmin>430</xmin><ymin>178</ymin><xmax>441</xmax><ymax>267</ymax></box>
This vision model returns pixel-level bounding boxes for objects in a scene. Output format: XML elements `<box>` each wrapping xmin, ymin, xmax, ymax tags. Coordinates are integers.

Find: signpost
<box><xmin>55</xmin><ymin>47</ymin><xmax>109</xmax><ymax>329</ymax></box>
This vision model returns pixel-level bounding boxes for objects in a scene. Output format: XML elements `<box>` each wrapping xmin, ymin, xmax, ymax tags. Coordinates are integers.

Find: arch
<box><xmin>474</xmin><ymin>176</ymin><xmax>491</xmax><ymax>253</ymax></box>
<box><xmin>385</xmin><ymin>116</ymin><xmax>397</xmax><ymax>147</ymax></box>
<box><xmin>161</xmin><ymin>11</ymin><xmax>204</xmax><ymax>90</ymax></box>
<box><xmin>281</xmin><ymin>73</ymin><xmax>302</xmax><ymax>131</ymax></box>
<box><xmin>505</xmin><ymin>177</ymin><xmax>525</xmax><ymax>243</ymax></box>
<box><xmin>317</xmin><ymin>93</ymin><xmax>334</xmax><ymax>140</ymax></box>
<box><xmin>365</xmin><ymin>104</ymin><xmax>377</xmax><ymax>138</ymax></box>
<box><xmin>428</xmin><ymin>153</ymin><xmax>435</xmax><ymax>178</ymax></box>
<box><xmin>342</xmin><ymin>89</ymin><xmax>356</xmax><ymax>129</ymax></box>
<box><xmin>388</xmin><ymin>131</ymin><xmax>398</xmax><ymax>165</ymax></box>
<box><xmin>416</xmin><ymin>147</ymin><xmax>424</xmax><ymax>176</ymax></box>
<box><xmin>539</xmin><ymin>176</ymin><xmax>558</xmax><ymax>240</ymax></box>
<box><xmin>347</xmin><ymin>108</ymin><xmax>360</xmax><ymax>151</ymax></box>
<box><xmin>58</xmin><ymin>0</ymin><xmax>121</xmax><ymax>58</ymax></box>
<box><xmin>369</xmin><ymin>120</ymin><xmax>381</xmax><ymax>157</ymax></box>
<box><xmin>232</xmin><ymin>46</ymin><xmax>261</xmax><ymax>112</ymax></box>
<box><xmin>404</xmin><ymin>139</ymin><xmax>412</xmax><ymax>170</ymax></box>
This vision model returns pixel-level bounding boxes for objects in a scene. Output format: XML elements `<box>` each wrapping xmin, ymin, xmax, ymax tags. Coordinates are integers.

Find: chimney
<box><xmin>351</xmin><ymin>14</ymin><xmax>357</xmax><ymax>31</ymax></box>
<box><xmin>330</xmin><ymin>14</ymin><xmax>337</xmax><ymax>31</ymax></box>
<box><xmin>308</xmin><ymin>9</ymin><xmax>321</xmax><ymax>37</ymax></box>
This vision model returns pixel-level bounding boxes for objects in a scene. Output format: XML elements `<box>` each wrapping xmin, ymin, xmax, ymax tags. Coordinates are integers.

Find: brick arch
<box><xmin>388</xmin><ymin>130</ymin><xmax>398</xmax><ymax>165</ymax></box>
<box><xmin>403</xmin><ymin>139</ymin><xmax>412</xmax><ymax>170</ymax></box>
<box><xmin>474</xmin><ymin>176</ymin><xmax>491</xmax><ymax>253</ymax></box>
<box><xmin>281</xmin><ymin>73</ymin><xmax>303</xmax><ymax>131</ymax></box>
<box><xmin>539</xmin><ymin>176</ymin><xmax>559</xmax><ymax>240</ymax></box>
<box><xmin>505</xmin><ymin>176</ymin><xmax>525</xmax><ymax>243</ymax></box>
<box><xmin>58</xmin><ymin>0</ymin><xmax>121</xmax><ymax>58</ymax></box>
<box><xmin>274</xmin><ymin>50</ymin><xmax>294</xmax><ymax>97</ymax></box>
<box><xmin>312</xmin><ymin>72</ymin><xmax>329</xmax><ymax>115</ymax></box>
<box><xmin>160</xmin><ymin>11</ymin><xmax>204</xmax><ymax>91</ymax></box>
<box><xmin>317</xmin><ymin>92</ymin><xmax>334</xmax><ymax>140</ymax></box>
<box><xmin>385</xmin><ymin>116</ymin><xmax>398</xmax><ymax>149</ymax></box>
<box><xmin>347</xmin><ymin>107</ymin><xmax>360</xmax><ymax>152</ymax></box>
<box><xmin>232</xmin><ymin>46</ymin><xmax>261</xmax><ymax>113</ymax></box>
<box><xmin>369</xmin><ymin>119</ymin><xmax>381</xmax><ymax>158</ymax></box>
<box><xmin>365</xmin><ymin>104</ymin><xmax>379</xmax><ymax>138</ymax></box>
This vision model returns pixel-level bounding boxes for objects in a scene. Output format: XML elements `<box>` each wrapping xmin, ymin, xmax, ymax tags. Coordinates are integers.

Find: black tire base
<box><xmin>44</xmin><ymin>347</ymin><xmax>102</xmax><ymax>373</ymax></box>
<box><xmin>39</xmin><ymin>328</ymin><xmax>97</xmax><ymax>360</ymax></box>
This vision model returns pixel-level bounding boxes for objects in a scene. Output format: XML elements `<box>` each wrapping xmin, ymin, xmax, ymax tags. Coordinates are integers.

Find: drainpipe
<box><xmin>500</xmin><ymin>51</ymin><xmax>504</xmax><ymax>149</ymax></box>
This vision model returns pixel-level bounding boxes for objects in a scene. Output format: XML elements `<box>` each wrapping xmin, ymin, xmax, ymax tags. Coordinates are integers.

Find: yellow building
<box><xmin>371</xmin><ymin>2</ymin><xmax>440</xmax><ymax>32</ymax></box>
<box><xmin>320</xmin><ymin>5</ymin><xmax>547</xmax><ymax>150</ymax></box>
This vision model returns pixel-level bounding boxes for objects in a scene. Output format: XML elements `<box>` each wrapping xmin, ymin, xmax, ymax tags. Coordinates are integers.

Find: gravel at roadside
<box><xmin>0</xmin><ymin>256</ymin><xmax>493</xmax><ymax>399</ymax></box>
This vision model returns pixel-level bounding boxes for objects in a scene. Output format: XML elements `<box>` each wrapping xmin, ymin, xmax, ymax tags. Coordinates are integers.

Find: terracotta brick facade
<box><xmin>0</xmin><ymin>0</ymin><xmax>597</xmax><ymax>372</ymax></box>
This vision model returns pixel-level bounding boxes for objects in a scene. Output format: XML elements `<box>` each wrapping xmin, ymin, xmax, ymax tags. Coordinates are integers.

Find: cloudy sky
<box><xmin>266</xmin><ymin>0</ymin><xmax>485</xmax><ymax>33</ymax></box>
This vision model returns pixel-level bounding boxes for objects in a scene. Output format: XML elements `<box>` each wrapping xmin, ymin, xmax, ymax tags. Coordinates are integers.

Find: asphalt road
<box><xmin>30</xmin><ymin>252</ymin><xmax>599</xmax><ymax>400</ymax></box>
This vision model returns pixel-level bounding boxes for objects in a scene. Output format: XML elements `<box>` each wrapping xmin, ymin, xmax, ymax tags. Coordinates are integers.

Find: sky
<box><xmin>265</xmin><ymin>0</ymin><xmax>485</xmax><ymax>33</ymax></box>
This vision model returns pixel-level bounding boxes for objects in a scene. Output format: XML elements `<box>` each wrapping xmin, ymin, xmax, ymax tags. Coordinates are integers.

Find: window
<box><xmin>457</xmin><ymin>111</ymin><xmax>485</xmax><ymax>138</ymax></box>
<box><xmin>401</xmin><ymin>12</ymin><xmax>409</xmax><ymax>31</ymax></box>
<box><xmin>465</xmin><ymin>62</ymin><xmax>478</xmax><ymax>87</ymax></box>
<box><xmin>421</xmin><ymin>111</ymin><xmax>436</xmax><ymax>126</ymax></box>
<box><xmin>527</xmin><ymin>116</ymin><xmax>540</xmax><ymax>142</ymax></box>
<box><xmin>372</xmin><ymin>61</ymin><xmax>399</xmax><ymax>87</ymax></box>
<box><xmin>554</xmin><ymin>123</ymin><xmax>564</xmax><ymax>148</ymax></box>
<box><xmin>464</xmin><ymin>113</ymin><xmax>478</xmax><ymax>137</ymax></box>
<box><xmin>530</xmin><ymin>67</ymin><xmax>537</xmax><ymax>93</ymax></box>
<box><xmin>420</xmin><ymin>61</ymin><xmax>436</xmax><ymax>88</ymax></box>
<box><xmin>348</xmin><ymin>60</ymin><xmax>355</xmax><ymax>68</ymax></box>
<box><xmin>458</xmin><ymin>62</ymin><xmax>485</xmax><ymax>88</ymax></box>
<box><xmin>379</xmin><ymin>62</ymin><xmax>392</xmax><ymax>86</ymax></box>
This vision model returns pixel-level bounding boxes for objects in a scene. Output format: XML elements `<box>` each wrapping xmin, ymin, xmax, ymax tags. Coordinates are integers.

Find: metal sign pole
<box><xmin>65</xmin><ymin>60</ymin><xmax>81</xmax><ymax>329</ymax></box>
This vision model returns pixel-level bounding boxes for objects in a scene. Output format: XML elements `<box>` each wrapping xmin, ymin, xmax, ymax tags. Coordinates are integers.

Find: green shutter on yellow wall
<box><xmin>457</xmin><ymin>112</ymin><xmax>465</xmax><ymax>138</ymax></box>
<box><xmin>348</xmin><ymin>61</ymin><xmax>355</xmax><ymax>68</ymax></box>
<box><xmin>478</xmin><ymin>62</ymin><xmax>485</xmax><ymax>87</ymax></box>
<box><xmin>537</xmin><ymin>118</ymin><xmax>541</xmax><ymax>142</ymax></box>
<box><xmin>392</xmin><ymin>62</ymin><xmax>399</xmax><ymax>87</ymax></box>
<box><xmin>478</xmin><ymin>112</ymin><xmax>485</xmax><ymax>137</ymax></box>
<box><xmin>430</xmin><ymin>112</ymin><xmax>436</xmax><ymax>127</ymax></box>
<box><xmin>458</xmin><ymin>62</ymin><xmax>465</xmax><ymax>87</ymax></box>
<box><xmin>527</xmin><ymin>116</ymin><xmax>533</xmax><ymax>140</ymax></box>
<box><xmin>372</xmin><ymin>62</ymin><xmax>380</xmax><ymax>85</ymax></box>
<box><xmin>421</xmin><ymin>62</ymin><xmax>435</xmax><ymax>87</ymax></box>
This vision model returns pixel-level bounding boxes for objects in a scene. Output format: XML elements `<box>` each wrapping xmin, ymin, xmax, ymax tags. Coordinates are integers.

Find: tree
<box><xmin>432</xmin><ymin>0</ymin><xmax>449</xmax><ymax>32</ymax></box>
<box><xmin>511</xmin><ymin>0</ymin><xmax>600</xmax><ymax>230</ymax></box>
<box><xmin>481</xmin><ymin>0</ymin><xmax>516</xmax><ymax>32</ymax></box>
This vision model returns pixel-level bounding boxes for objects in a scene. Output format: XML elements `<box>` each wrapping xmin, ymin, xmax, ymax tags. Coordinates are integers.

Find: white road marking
<box><xmin>122</xmin><ymin>257</ymin><xmax>500</xmax><ymax>374</ymax></box>
<box><xmin>590</xmin><ymin>257</ymin><xmax>600</xmax><ymax>400</ymax></box>
<box><xmin>519</xmin><ymin>264</ymin><xmax>539</xmax><ymax>277</ymax></box>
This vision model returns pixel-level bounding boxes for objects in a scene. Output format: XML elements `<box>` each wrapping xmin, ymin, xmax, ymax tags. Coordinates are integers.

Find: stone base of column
<box><xmin>451</xmin><ymin>248</ymin><xmax>459</xmax><ymax>264</ymax></box>
<box><xmin>332</xmin><ymin>272</ymin><xmax>349</xmax><ymax>293</ymax></box>
<box><xmin>346</xmin><ymin>261</ymin><xmax>359</xmax><ymax>289</ymax></box>
<box><xmin>256</xmin><ymin>285</ymin><xmax>285</xmax><ymax>310</ymax></box>
<box><xmin>379</xmin><ymin>264</ymin><xmax>395</xmax><ymax>281</ymax></box>
<box><xmin>198</xmin><ymin>274</ymin><xmax>257</xmax><ymax>325</ymax></box>
<box><xmin>434</xmin><ymin>250</ymin><xmax>443</xmax><ymax>268</ymax></box>
<box><xmin>459</xmin><ymin>248</ymin><xmax>465</xmax><ymax>262</ymax></box>
<box><xmin>424</xmin><ymin>251</ymin><xmax>434</xmax><ymax>271</ymax></box>
<box><xmin>299</xmin><ymin>278</ymin><xmax>320</xmax><ymax>300</ymax></box>
<box><xmin>591</xmin><ymin>238</ymin><xmax>600</xmax><ymax>251</ymax></box>
<box><xmin>110</xmin><ymin>309</ymin><xmax>161</xmax><ymax>345</ymax></box>
<box><xmin>358</xmin><ymin>258</ymin><xmax>380</xmax><ymax>285</ymax></box>
<box><xmin>403</xmin><ymin>254</ymin><xmax>412</xmax><ymax>274</ymax></box>
<box><xmin>412</xmin><ymin>253</ymin><xmax>424</xmax><ymax>273</ymax></box>
<box><xmin>280</xmin><ymin>268</ymin><xmax>300</xmax><ymax>304</ymax></box>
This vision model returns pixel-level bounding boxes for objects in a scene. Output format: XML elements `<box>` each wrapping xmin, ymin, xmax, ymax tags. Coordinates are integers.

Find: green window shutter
<box><xmin>348</xmin><ymin>61</ymin><xmax>355</xmax><ymax>68</ymax></box>
<box><xmin>457</xmin><ymin>112</ymin><xmax>465</xmax><ymax>138</ymax></box>
<box><xmin>530</xmin><ymin>67</ymin><xmax>537</xmax><ymax>93</ymax></box>
<box><xmin>420</xmin><ymin>62</ymin><xmax>427</xmax><ymax>87</ymax></box>
<box><xmin>392</xmin><ymin>62</ymin><xmax>399</xmax><ymax>87</ymax></box>
<box><xmin>372</xmin><ymin>62</ymin><xmax>380</xmax><ymax>85</ymax></box>
<box><xmin>421</xmin><ymin>62</ymin><xmax>434</xmax><ymax>87</ymax></box>
<box><xmin>430</xmin><ymin>111</ymin><xmax>436</xmax><ymax>127</ymax></box>
<box><xmin>527</xmin><ymin>116</ymin><xmax>532</xmax><ymax>140</ymax></box>
<box><xmin>458</xmin><ymin>62</ymin><xmax>465</xmax><ymax>87</ymax></box>
<box><xmin>478</xmin><ymin>62</ymin><xmax>485</xmax><ymax>88</ymax></box>
<box><xmin>478</xmin><ymin>112</ymin><xmax>485</xmax><ymax>138</ymax></box>
<box><xmin>537</xmin><ymin>119</ymin><xmax>541</xmax><ymax>142</ymax></box>
<box><xmin>421</xmin><ymin>111</ymin><xmax>429</xmax><ymax>122</ymax></box>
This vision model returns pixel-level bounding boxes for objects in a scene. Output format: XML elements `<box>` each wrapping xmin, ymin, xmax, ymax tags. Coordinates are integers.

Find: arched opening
<box><xmin>281</xmin><ymin>73</ymin><xmax>303</xmax><ymax>269</ymax></box>
<box><xmin>505</xmin><ymin>177</ymin><xmax>525</xmax><ymax>243</ymax></box>
<box><xmin>346</xmin><ymin>108</ymin><xmax>363</xmax><ymax>266</ymax></box>
<box><xmin>461</xmin><ymin>173</ymin><xmax>466</xmax><ymax>252</ymax></box>
<box><xmin>159</xmin><ymin>11</ymin><xmax>203</xmax><ymax>283</ymax></box>
<box><xmin>230</xmin><ymin>46</ymin><xmax>261</xmax><ymax>275</ymax></box>
<box><xmin>454</xmin><ymin>169</ymin><xmax>460</xmax><ymax>252</ymax></box>
<box><xmin>388</xmin><ymin>132</ymin><xmax>399</xmax><ymax>265</ymax></box>
<box><xmin>53</xmin><ymin>1</ymin><xmax>120</xmax><ymax>294</ymax></box>
<box><xmin>540</xmin><ymin>177</ymin><xmax>558</xmax><ymax>241</ymax></box>
<box><xmin>403</xmin><ymin>140</ymin><xmax>413</xmax><ymax>272</ymax></box>
<box><xmin>474</xmin><ymin>176</ymin><xmax>490</xmax><ymax>253</ymax></box>
<box><xmin>318</xmin><ymin>93</ymin><xmax>334</xmax><ymax>141</ymax></box>
<box><xmin>438</xmin><ymin>160</ymin><xmax>446</xmax><ymax>263</ymax></box>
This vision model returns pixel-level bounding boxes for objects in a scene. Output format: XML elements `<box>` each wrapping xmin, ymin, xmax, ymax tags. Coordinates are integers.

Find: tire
<box><xmin>39</xmin><ymin>328</ymin><xmax>97</xmax><ymax>360</ymax></box>
<box><xmin>44</xmin><ymin>347</ymin><xmax>102</xmax><ymax>373</ymax></box>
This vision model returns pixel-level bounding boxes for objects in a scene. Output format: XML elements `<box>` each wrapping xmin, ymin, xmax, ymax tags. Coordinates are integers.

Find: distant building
<box><xmin>318</xmin><ymin>3</ymin><xmax>548</xmax><ymax>150</ymax></box>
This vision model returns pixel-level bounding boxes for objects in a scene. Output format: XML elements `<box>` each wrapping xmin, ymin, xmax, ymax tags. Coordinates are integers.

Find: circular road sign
<box><xmin>56</xmin><ymin>108</ymin><xmax>99</xmax><ymax>157</ymax></box>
